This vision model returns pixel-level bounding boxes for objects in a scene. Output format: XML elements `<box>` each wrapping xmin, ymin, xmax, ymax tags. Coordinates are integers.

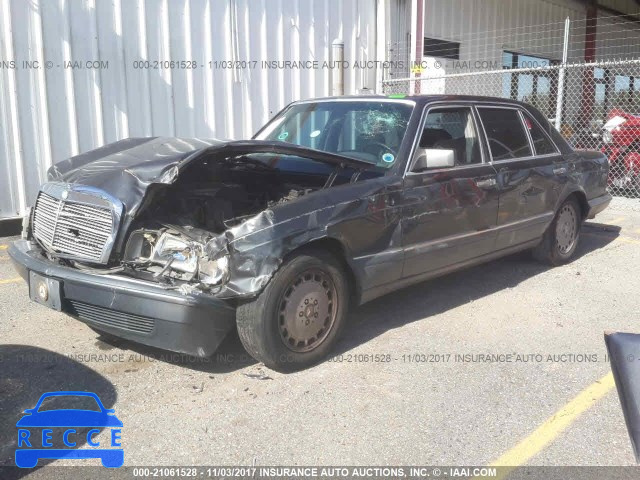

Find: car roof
<box><xmin>293</xmin><ymin>94</ymin><xmax>532</xmax><ymax>109</ymax></box>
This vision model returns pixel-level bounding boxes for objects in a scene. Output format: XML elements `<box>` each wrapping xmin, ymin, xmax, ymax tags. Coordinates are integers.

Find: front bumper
<box><xmin>9</xmin><ymin>240</ymin><xmax>236</xmax><ymax>357</ymax></box>
<box><xmin>587</xmin><ymin>193</ymin><xmax>613</xmax><ymax>219</ymax></box>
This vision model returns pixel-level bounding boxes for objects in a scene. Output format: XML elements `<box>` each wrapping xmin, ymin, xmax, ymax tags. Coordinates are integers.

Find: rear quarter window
<box><xmin>522</xmin><ymin>113</ymin><xmax>558</xmax><ymax>155</ymax></box>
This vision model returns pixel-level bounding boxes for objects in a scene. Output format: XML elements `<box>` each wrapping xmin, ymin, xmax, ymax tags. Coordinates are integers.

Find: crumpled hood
<box><xmin>48</xmin><ymin>137</ymin><xmax>222</xmax><ymax>214</ymax></box>
<box><xmin>48</xmin><ymin>137</ymin><xmax>374</xmax><ymax>218</ymax></box>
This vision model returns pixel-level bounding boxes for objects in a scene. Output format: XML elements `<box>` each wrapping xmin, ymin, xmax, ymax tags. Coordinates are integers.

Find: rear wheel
<box><xmin>533</xmin><ymin>197</ymin><xmax>581</xmax><ymax>265</ymax></box>
<box><xmin>236</xmin><ymin>249</ymin><xmax>349</xmax><ymax>372</ymax></box>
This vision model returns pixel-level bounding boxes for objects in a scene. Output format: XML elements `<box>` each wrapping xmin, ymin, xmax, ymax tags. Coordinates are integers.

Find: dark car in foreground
<box><xmin>9</xmin><ymin>95</ymin><xmax>611</xmax><ymax>371</ymax></box>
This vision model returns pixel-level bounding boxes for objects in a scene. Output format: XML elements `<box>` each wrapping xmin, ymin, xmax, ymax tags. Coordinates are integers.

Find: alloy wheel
<box><xmin>277</xmin><ymin>268</ymin><xmax>338</xmax><ymax>353</ymax></box>
<box><xmin>556</xmin><ymin>203</ymin><xmax>578</xmax><ymax>254</ymax></box>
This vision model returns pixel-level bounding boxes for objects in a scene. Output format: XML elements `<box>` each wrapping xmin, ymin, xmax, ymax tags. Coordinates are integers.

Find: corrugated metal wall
<box><xmin>0</xmin><ymin>0</ymin><xmax>378</xmax><ymax>220</ymax></box>
<box><xmin>420</xmin><ymin>0</ymin><xmax>640</xmax><ymax>68</ymax></box>
<box><xmin>415</xmin><ymin>0</ymin><xmax>640</xmax><ymax>123</ymax></box>
<box><xmin>422</xmin><ymin>0</ymin><xmax>587</xmax><ymax>68</ymax></box>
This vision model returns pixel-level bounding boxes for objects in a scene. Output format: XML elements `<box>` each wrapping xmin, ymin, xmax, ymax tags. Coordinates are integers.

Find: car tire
<box><xmin>236</xmin><ymin>248</ymin><xmax>349</xmax><ymax>372</ymax></box>
<box><xmin>533</xmin><ymin>197</ymin><xmax>582</xmax><ymax>265</ymax></box>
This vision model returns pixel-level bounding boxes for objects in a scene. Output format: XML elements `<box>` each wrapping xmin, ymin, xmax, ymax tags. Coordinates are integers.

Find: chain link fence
<box><xmin>383</xmin><ymin>13</ymin><xmax>640</xmax><ymax>197</ymax></box>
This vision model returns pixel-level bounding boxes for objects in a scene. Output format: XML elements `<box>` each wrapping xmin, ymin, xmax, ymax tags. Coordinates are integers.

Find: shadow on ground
<box><xmin>92</xmin><ymin>329</ymin><xmax>257</xmax><ymax>375</ymax></box>
<box><xmin>0</xmin><ymin>345</ymin><xmax>117</xmax><ymax>477</ymax></box>
<box><xmin>94</xmin><ymin>224</ymin><xmax>619</xmax><ymax>372</ymax></box>
<box><xmin>335</xmin><ymin>224</ymin><xmax>619</xmax><ymax>355</ymax></box>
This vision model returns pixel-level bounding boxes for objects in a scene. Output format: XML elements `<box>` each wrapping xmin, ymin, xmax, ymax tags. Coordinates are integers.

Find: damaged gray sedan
<box><xmin>9</xmin><ymin>96</ymin><xmax>611</xmax><ymax>371</ymax></box>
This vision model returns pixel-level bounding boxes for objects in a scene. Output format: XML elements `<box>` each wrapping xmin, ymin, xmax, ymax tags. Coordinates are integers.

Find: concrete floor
<box><xmin>0</xmin><ymin>199</ymin><xmax>638</xmax><ymax>474</ymax></box>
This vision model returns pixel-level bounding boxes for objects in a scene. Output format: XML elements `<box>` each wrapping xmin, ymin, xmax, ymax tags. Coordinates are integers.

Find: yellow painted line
<box><xmin>617</xmin><ymin>236</ymin><xmax>640</xmax><ymax>245</ymax></box>
<box><xmin>0</xmin><ymin>277</ymin><xmax>22</xmax><ymax>285</ymax></box>
<box><xmin>605</xmin><ymin>216</ymin><xmax>626</xmax><ymax>225</ymax></box>
<box><xmin>0</xmin><ymin>245</ymin><xmax>7</xmax><ymax>250</ymax></box>
<box><xmin>488</xmin><ymin>372</ymin><xmax>614</xmax><ymax>479</ymax></box>
<box><xmin>583</xmin><ymin>231</ymin><xmax>640</xmax><ymax>245</ymax></box>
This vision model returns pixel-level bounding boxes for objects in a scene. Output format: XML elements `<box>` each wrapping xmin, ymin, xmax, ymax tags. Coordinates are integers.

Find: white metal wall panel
<box><xmin>0</xmin><ymin>0</ymin><xmax>377</xmax><ymax>219</ymax></box>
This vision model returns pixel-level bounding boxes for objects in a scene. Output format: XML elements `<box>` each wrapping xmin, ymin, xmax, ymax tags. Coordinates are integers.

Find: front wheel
<box><xmin>533</xmin><ymin>197</ymin><xmax>581</xmax><ymax>265</ymax></box>
<box><xmin>236</xmin><ymin>249</ymin><xmax>349</xmax><ymax>372</ymax></box>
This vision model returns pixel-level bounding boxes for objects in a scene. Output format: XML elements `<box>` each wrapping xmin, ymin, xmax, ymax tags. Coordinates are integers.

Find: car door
<box><xmin>476</xmin><ymin>106</ymin><xmax>564</xmax><ymax>250</ymax></box>
<box><xmin>401</xmin><ymin>104</ymin><xmax>500</xmax><ymax>279</ymax></box>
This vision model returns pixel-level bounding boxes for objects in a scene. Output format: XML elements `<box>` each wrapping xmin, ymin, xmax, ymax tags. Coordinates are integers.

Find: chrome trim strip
<box><xmin>496</xmin><ymin>211</ymin><xmax>554</xmax><ymax>232</ymax></box>
<box><xmin>487</xmin><ymin>153</ymin><xmax>559</xmax><ymax>165</ymax></box>
<box><xmin>403</xmin><ymin>211</ymin><xmax>553</xmax><ymax>254</ymax></box>
<box><xmin>352</xmin><ymin>247</ymin><xmax>404</xmax><ymax>261</ymax></box>
<box><xmin>405</xmin><ymin>162</ymin><xmax>487</xmax><ymax>176</ymax></box>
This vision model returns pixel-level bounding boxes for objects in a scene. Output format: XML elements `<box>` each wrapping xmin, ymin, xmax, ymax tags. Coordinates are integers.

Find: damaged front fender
<box><xmin>209</xmin><ymin>177</ymin><xmax>400</xmax><ymax>300</ymax></box>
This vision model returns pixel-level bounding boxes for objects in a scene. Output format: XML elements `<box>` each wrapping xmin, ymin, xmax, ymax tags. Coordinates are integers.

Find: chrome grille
<box><xmin>31</xmin><ymin>183</ymin><xmax>121</xmax><ymax>264</ymax></box>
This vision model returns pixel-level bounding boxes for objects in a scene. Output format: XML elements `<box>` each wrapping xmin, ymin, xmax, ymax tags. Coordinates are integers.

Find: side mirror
<box><xmin>412</xmin><ymin>148</ymin><xmax>455</xmax><ymax>172</ymax></box>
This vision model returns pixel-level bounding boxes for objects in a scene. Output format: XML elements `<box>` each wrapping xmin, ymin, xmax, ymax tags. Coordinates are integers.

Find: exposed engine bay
<box><xmin>136</xmin><ymin>155</ymin><xmax>323</xmax><ymax>233</ymax></box>
<box><xmin>109</xmin><ymin>154</ymin><xmax>339</xmax><ymax>290</ymax></box>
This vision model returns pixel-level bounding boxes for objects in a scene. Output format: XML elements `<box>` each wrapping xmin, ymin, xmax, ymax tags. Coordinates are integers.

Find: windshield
<box><xmin>255</xmin><ymin>100</ymin><xmax>414</xmax><ymax>168</ymax></box>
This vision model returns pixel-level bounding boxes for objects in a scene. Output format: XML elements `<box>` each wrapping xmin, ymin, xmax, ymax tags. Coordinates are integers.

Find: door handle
<box><xmin>553</xmin><ymin>167</ymin><xmax>567</xmax><ymax>175</ymax></box>
<box><xmin>475</xmin><ymin>178</ymin><xmax>497</xmax><ymax>188</ymax></box>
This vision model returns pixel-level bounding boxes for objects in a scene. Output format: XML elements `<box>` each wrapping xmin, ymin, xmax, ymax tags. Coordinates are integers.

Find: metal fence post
<box><xmin>331</xmin><ymin>39</ymin><xmax>345</xmax><ymax>96</ymax></box>
<box><xmin>555</xmin><ymin>17</ymin><xmax>570</xmax><ymax>130</ymax></box>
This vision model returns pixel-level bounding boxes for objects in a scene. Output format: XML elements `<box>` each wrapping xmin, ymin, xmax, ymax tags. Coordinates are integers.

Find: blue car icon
<box><xmin>16</xmin><ymin>391</ymin><xmax>123</xmax><ymax>468</ymax></box>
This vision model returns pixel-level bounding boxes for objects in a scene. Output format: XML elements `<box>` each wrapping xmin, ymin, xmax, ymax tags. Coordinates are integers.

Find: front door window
<box><xmin>417</xmin><ymin>107</ymin><xmax>482</xmax><ymax>167</ymax></box>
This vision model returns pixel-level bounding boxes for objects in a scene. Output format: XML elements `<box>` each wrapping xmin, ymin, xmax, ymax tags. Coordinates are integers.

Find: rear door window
<box><xmin>478</xmin><ymin>108</ymin><xmax>532</xmax><ymax>161</ymax></box>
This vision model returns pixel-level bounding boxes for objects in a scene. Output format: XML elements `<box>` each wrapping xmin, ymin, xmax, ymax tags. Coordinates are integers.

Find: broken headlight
<box><xmin>124</xmin><ymin>229</ymin><xmax>229</xmax><ymax>286</ymax></box>
<box><xmin>152</xmin><ymin>232</ymin><xmax>201</xmax><ymax>274</ymax></box>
